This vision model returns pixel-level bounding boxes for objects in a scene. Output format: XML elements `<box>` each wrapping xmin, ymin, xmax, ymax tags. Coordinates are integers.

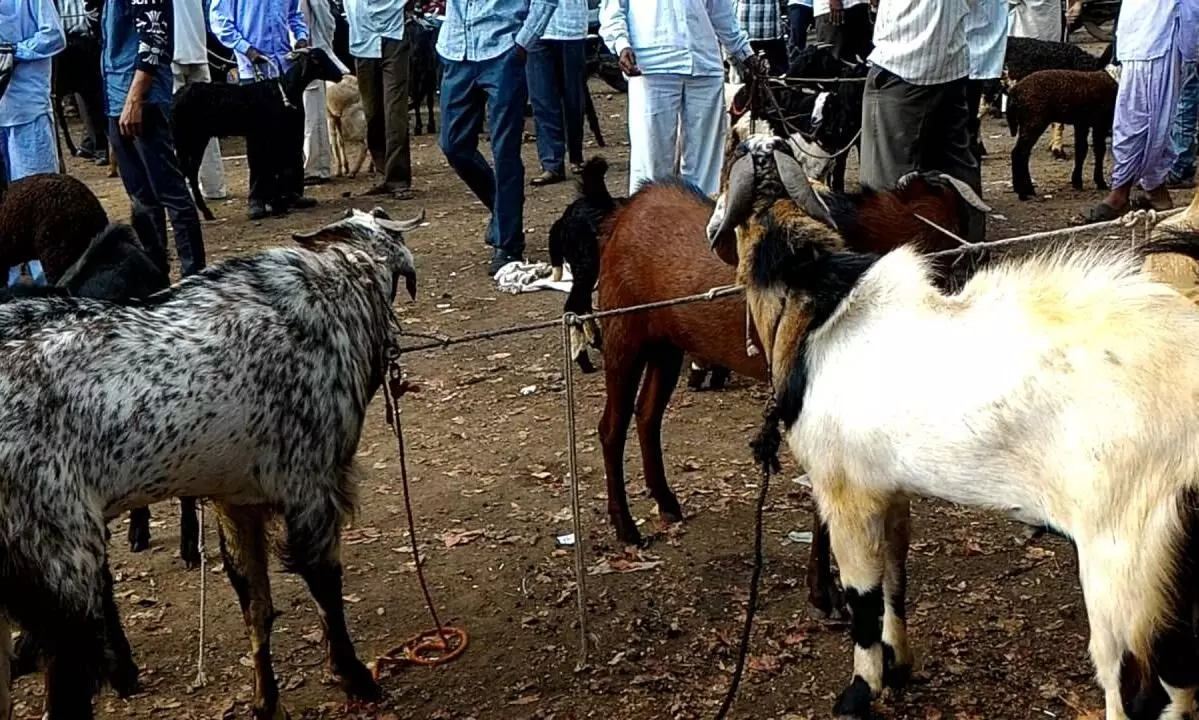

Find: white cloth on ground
<box><xmin>966</xmin><ymin>0</ymin><xmax>1008</xmax><ymax>80</ymax></box>
<box><xmin>599</xmin><ymin>0</ymin><xmax>752</xmax><ymax>77</ymax></box>
<box><xmin>173</xmin><ymin>0</ymin><xmax>208</xmax><ymax>65</ymax></box>
<box><xmin>172</xmin><ymin>61</ymin><xmax>229</xmax><ymax>199</ymax></box>
<box><xmin>493</xmin><ymin>261</ymin><xmax>575</xmax><ymax>293</ymax></box>
<box><xmin>868</xmin><ymin>0</ymin><xmax>969</xmax><ymax>86</ymax></box>
<box><xmin>1008</xmin><ymin>0</ymin><xmax>1061</xmax><ymax>42</ymax></box>
<box><xmin>0</xmin><ymin>113</ymin><xmax>58</xmax><ymax>181</ymax></box>
<box><xmin>626</xmin><ymin>72</ymin><xmax>726</xmax><ymax>196</ymax></box>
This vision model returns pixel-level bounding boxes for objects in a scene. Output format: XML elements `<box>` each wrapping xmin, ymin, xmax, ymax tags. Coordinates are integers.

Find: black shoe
<box><xmin>247</xmin><ymin>201</ymin><xmax>269</xmax><ymax>221</ymax></box>
<box><xmin>488</xmin><ymin>250</ymin><xmax>523</xmax><ymax>276</ymax></box>
<box><xmin>288</xmin><ymin>195</ymin><xmax>318</xmax><ymax>209</ymax></box>
<box><xmin>94</xmin><ymin>153</ymin><xmax>109</xmax><ymax>166</ymax></box>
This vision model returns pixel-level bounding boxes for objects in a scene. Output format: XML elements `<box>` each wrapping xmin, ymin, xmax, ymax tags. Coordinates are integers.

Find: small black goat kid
<box><xmin>408</xmin><ymin>15</ymin><xmax>442</xmax><ymax>136</ymax></box>
<box><xmin>172</xmin><ymin>48</ymin><xmax>345</xmax><ymax>220</ymax></box>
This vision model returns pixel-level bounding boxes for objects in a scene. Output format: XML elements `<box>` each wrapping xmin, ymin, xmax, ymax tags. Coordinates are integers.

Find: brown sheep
<box><xmin>0</xmin><ymin>173</ymin><xmax>109</xmax><ymax>282</ymax></box>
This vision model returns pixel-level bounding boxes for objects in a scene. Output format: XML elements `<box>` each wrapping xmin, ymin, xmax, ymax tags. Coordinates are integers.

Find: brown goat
<box><xmin>589</xmin><ymin>131</ymin><xmax>988</xmax><ymax>617</ymax></box>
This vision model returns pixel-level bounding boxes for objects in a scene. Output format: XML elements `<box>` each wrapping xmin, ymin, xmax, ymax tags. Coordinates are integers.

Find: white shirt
<box><xmin>868</xmin><ymin>0</ymin><xmax>969</xmax><ymax>85</ymax></box>
<box><xmin>1008</xmin><ymin>0</ymin><xmax>1061</xmax><ymax>42</ymax></box>
<box><xmin>1116</xmin><ymin>0</ymin><xmax>1197</xmax><ymax>62</ymax></box>
<box><xmin>813</xmin><ymin>0</ymin><xmax>865</xmax><ymax>16</ymax></box>
<box><xmin>966</xmin><ymin>0</ymin><xmax>1007</xmax><ymax>79</ymax></box>
<box><xmin>788</xmin><ymin>0</ymin><xmax>812</xmax><ymax>6</ymax></box>
<box><xmin>174</xmin><ymin>0</ymin><xmax>209</xmax><ymax>65</ymax></box>
<box><xmin>343</xmin><ymin>0</ymin><xmax>406</xmax><ymax>60</ymax></box>
<box><xmin>600</xmin><ymin>0</ymin><xmax>752</xmax><ymax>77</ymax></box>
<box><xmin>543</xmin><ymin>0</ymin><xmax>588</xmax><ymax>40</ymax></box>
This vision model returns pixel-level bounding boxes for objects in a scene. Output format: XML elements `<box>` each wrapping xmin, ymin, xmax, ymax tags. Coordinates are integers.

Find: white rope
<box><xmin>192</xmin><ymin>500</ymin><xmax>208</xmax><ymax>689</ymax></box>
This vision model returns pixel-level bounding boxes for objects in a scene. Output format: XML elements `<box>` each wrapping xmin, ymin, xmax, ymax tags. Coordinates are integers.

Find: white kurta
<box><xmin>967</xmin><ymin>0</ymin><xmax>1008</xmax><ymax>80</ymax></box>
<box><xmin>1008</xmin><ymin>0</ymin><xmax>1062</xmax><ymax>42</ymax></box>
<box><xmin>296</xmin><ymin>0</ymin><xmax>347</xmax><ymax>180</ymax></box>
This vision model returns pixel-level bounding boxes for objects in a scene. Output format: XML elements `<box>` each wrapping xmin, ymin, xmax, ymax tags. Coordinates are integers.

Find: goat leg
<box><xmin>100</xmin><ymin>565</ymin><xmax>140</xmax><ymax>698</ymax></box>
<box><xmin>179</xmin><ymin>497</ymin><xmax>200</xmax><ymax>569</ymax></box>
<box><xmin>584</xmin><ymin>89</ymin><xmax>605</xmax><ymax>148</ymax></box>
<box><xmin>635</xmin><ymin>350</ymin><xmax>685</xmax><ymax>526</ymax></box>
<box><xmin>806</xmin><ymin>517</ymin><xmax>846</xmax><ymax>620</ymax></box>
<box><xmin>128</xmin><ymin>506</ymin><xmax>151</xmax><ymax>553</ymax></box>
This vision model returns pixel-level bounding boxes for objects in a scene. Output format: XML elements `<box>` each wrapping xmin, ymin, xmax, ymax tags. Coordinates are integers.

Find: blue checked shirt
<box><xmin>736</xmin><ymin>0</ymin><xmax>781</xmax><ymax>41</ymax></box>
<box><xmin>209</xmin><ymin>0</ymin><xmax>310</xmax><ymax>79</ymax></box>
<box><xmin>543</xmin><ymin>0</ymin><xmax>587</xmax><ymax>41</ymax></box>
<box><xmin>436</xmin><ymin>0</ymin><xmax>560</xmax><ymax>62</ymax></box>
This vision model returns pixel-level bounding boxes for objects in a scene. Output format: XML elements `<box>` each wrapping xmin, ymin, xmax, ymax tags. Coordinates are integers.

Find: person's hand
<box><xmin>294</xmin><ymin>38</ymin><xmax>309</xmax><ymax>50</ymax></box>
<box><xmin>743</xmin><ymin>53</ymin><xmax>769</xmax><ymax>79</ymax></box>
<box><xmin>119</xmin><ymin>96</ymin><xmax>143</xmax><ymax>137</ymax></box>
<box><xmin>829</xmin><ymin>0</ymin><xmax>844</xmax><ymax>25</ymax></box>
<box><xmin>246</xmin><ymin>46</ymin><xmax>265</xmax><ymax>63</ymax></box>
<box><xmin>619</xmin><ymin>48</ymin><xmax>641</xmax><ymax>76</ymax></box>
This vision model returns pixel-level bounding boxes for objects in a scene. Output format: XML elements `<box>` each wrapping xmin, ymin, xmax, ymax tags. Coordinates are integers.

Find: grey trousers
<box><xmin>860</xmin><ymin>66</ymin><xmax>985</xmax><ymax>242</ymax></box>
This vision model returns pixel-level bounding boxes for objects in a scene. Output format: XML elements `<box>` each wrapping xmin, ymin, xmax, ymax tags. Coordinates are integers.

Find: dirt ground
<box><xmin>11</xmin><ymin>61</ymin><xmax>1195</xmax><ymax>720</ymax></box>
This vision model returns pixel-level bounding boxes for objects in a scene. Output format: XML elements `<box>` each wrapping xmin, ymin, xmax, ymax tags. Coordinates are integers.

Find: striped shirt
<box><xmin>965</xmin><ymin>0</ymin><xmax>1007</xmax><ymax>79</ymax></box>
<box><xmin>56</xmin><ymin>0</ymin><xmax>93</xmax><ymax>36</ymax></box>
<box><xmin>868</xmin><ymin>0</ymin><xmax>969</xmax><ymax>86</ymax></box>
<box><xmin>813</xmin><ymin>0</ymin><xmax>866</xmax><ymax>16</ymax></box>
<box><xmin>544</xmin><ymin>0</ymin><xmax>587</xmax><ymax>40</ymax></box>
<box><xmin>736</xmin><ymin>0</ymin><xmax>782</xmax><ymax>41</ymax></box>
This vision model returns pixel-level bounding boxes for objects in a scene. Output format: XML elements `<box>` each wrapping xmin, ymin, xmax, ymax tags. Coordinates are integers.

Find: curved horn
<box><xmin>377</xmin><ymin>208</ymin><xmax>427</xmax><ymax>234</ymax></box>
<box><xmin>772</xmin><ymin>149</ymin><xmax>837</xmax><ymax>230</ymax></box>
<box><xmin>706</xmin><ymin>153</ymin><xmax>756</xmax><ymax>251</ymax></box>
<box><xmin>934</xmin><ymin>173</ymin><xmax>992</xmax><ymax>213</ymax></box>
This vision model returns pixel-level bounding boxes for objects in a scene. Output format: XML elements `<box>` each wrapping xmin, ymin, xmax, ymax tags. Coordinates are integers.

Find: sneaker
<box><xmin>488</xmin><ymin>249</ymin><xmax>523</xmax><ymax>276</ymax></box>
<box><xmin>247</xmin><ymin>201</ymin><xmax>269</xmax><ymax>221</ymax></box>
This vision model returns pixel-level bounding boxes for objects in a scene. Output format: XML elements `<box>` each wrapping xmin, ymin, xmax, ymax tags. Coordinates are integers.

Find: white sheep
<box><xmin>708</xmin><ymin>156</ymin><xmax>1199</xmax><ymax>718</ymax></box>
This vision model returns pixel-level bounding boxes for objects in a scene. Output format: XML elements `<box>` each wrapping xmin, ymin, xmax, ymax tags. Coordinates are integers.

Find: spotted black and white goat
<box><xmin>0</xmin><ymin>207</ymin><xmax>420</xmax><ymax>720</ymax></box>
<box><xmin>708</xmin><ymin>136</ymin><xmax>1199</xmax><ymax>720</ymax></box>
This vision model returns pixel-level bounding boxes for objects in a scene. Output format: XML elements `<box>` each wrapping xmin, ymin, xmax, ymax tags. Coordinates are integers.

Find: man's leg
<box><xmin>678</xmin><ymin>74</ymin><xmax>728</xmax><ymax>196</ymax></box>
<box><xmin>241</xmin><ymin>80</ymin><xmax>276</xmax><ymax>217</ymax></box>
<box><xmin>842</xmin><ymin>4</ymin><xmax>874</xmax><ymax>64</ymax></box>
<box><xmin>788</xmin><ymin>4</ymin><xmax>812</xmax><ymax>56</ymax></box>
<box><xmin>6</xmin><ymin>114</ymin><xmax>60</xmax><ymax>180</ymax></box>
<box><xmin>1104</xmin><ymin>55</ymin><xmax>1181</xmax><ymax>213</ymax></box>
<box><xmin>185</xmin><ymin>63</ymin><xmax>229</xmax><ymax>199</ymax></box>
<box><xmin>560</xmin><ymin>39</ymin><xmax>588</xmax><ymax>169</ymax></box>
<box><xmin>277</xmin><ymin>102</ymin><xmax>311</xmax><ymax>206</ymax></box>
<box><xmin>859</xmin><ymin>66</ymin><xmax>932</xmax><ymax>192</ymax></box>
<box><xmin>439</xmin><ymin>58</ymin><xmax>494</xmax><ymax>216</ymax></box>
<box><xmin>131</xmin><ymin>105</ymin><xmax>207</xmax><ymax>276</ymax></box>
<box><xmin>379</xmin><ymin>36</ymin><xmax>414</xmax><ymax>195</ymax></box>
<box><xmin>1168</xmin><ymin>60</ymin><xmax>1198</xmax><ymax>186</ymax></box>
<box><xmin>926</xmin><ymin>78</ymin><xmax>985</xmax><ymax>242</ymax></box>
<box><xmin>626</xmin><ymin>74</ymin><xmax>684</xmax><ymax>195</ymax></box>
<box><xmin>479</xmin><ymin>46</ymin><xmax>530</xmax><ymax>263</ymax></box>
<box><xmin>107</xmin><ymin>116</ymin><xmax>171</xmax><ymax>273</ymax></box>
<box><xmin>356</xmin><ymin>57</ymin><xmax>387</xmax><ymax>178</ymax></box>
<box><xmin>527</xmin><ymin>38</ymin><xmax>567</xmax><ymax>181</ymax></box>
<box><xmin>303</xmin><ymin>79</ymin><xmax>334</xmax><ymax>182</ymax></box>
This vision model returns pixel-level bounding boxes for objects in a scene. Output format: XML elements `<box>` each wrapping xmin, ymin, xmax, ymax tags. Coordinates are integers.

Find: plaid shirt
<box><xmin>736</xmin><ymin>0</ymin><xmax>782</xmax><ymax>41</ymax></box>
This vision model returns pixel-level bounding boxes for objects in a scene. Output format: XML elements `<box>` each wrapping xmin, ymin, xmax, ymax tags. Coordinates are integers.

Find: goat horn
<box><xmin>772</xmin><ymin>149</ymin><xmax>838</xmax><ymax>230</ymax></box>
<box><xmin>707</xmin><ymin>153</ymin><xmax>755</xmax><ymax>251</ymax></box>
<box><xmin>377</xmin><ymin>208</ymin><xmax>427</xmax><ymax>234</ymax></box>
<box><xmin>934</xmin><ymin>173</ymin><xmax>992</xmax><ymax>213</ymax></box>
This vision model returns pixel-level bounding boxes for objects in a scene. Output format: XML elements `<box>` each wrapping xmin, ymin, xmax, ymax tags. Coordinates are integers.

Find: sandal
<box><xmin>570</xmin><ymin>162</ymin><xmax>586</xmax><ymax>175</ymax></box>
<box><xmin>530</xmin><ymin>171</ymin><xmax>566</xmax><ymax>187</ymax></box>
<box><xmin>393</xmin><ymin>187</ymin><xmax>414</xmax><ymax>201</ymax></box>
<box><xmin>1073</xmin><ymin>201</ymin><xmax>1127</xmax><ymax>226</ymax></box>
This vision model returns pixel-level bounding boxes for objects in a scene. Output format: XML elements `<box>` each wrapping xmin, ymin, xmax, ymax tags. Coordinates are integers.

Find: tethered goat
<box><xmin>0</xmin><ymin>207</ymin><xmax>421</xmax><ymax>720</ymax></box>
<box><xmin>709</xmin><ymin>135</ymin><xmax>1199</xmax><ymax>720</ymax></box>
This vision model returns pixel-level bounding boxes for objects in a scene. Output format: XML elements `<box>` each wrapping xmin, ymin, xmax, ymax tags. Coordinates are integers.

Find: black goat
<box><xmin>172</xmin><ymin>48</ymin><xmax>345</xmax><ymax>220</ymax></box>
<box><xmin>548</xmin><ymin>157</ymin><xmax>625</xmax><ymax>372</ymax></box>
<box><xmin>408</xmin><ymin>16</ymin><xmax>442</xmax><ymax>136</ymax></box>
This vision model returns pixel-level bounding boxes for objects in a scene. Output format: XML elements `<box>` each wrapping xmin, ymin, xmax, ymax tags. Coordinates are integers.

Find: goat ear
<box><xmin>707</xmin><ymin>153</ymin><xmax>755</xmax><ymax>256</ymax></box>
<box><xmin>773</xmin><ymin>149</ymin><xmax>837</xmax><ymax>230</ymax></box>
<box><xmin>931</xmin><ymin>173</ymin><xmax>992</xmax><ymax>214</ymax></box>
<box><xmin>376</xmin><ymin>208</ymin><xmax>426</xmax><ymax>234</ymax></box>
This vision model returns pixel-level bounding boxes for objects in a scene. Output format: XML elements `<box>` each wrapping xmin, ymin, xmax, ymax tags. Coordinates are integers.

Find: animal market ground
<box><xmin>14</xmin><ymin>63</ymin><xmax>1192</xmax><ymax>720</ymax></box>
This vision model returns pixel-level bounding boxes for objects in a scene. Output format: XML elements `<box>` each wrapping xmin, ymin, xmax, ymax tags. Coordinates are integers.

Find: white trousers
<box><xmin>303</xmin><ymin>79</ymin><xmax>333</xmax><ymax>179</ymax></box>
<box><xmin>172</xmin><ymin>62</ymin><xmax>228</xmax><ymax>199</ymax></box>
<box><xmin>626</xmin><ymin>73</ymin><xmax>727</xmax><ymax>197</ymax></box>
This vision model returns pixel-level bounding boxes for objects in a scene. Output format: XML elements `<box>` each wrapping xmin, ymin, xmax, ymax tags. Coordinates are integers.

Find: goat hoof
<box><xmin>180</xmin><ymin>543</ymin><xmax>201</xmax><ymax>570</ymax></box>
<box><xmin>1051</xmin><ymin>148</ymin><xmax>1067</xmax><ymax>160</ymax></box>
<box><xmin>809</xmin><ymin>587</ymin><xmax>848</xmax><ymax>622</ymax></box>
<box><xmin>882</xmin><ymin>656</ymin><xmax>912</xmax><ymax>691</ymax></box>
<box><xmin>1071</xmin><ymin>179</ymin><xmax>1084</xmax><ymax>191</ymax></box>
<box><xmin>832</xmin><ymin>677</ymin><xmax>876</xmax><ymax>719</ymax></box>
<box><xmin>708</xmin><ymin>367</ymin><xmax>731</xmax><ymax>391</ymax></box>
<box><xmin>128</xmin><ymin>525</ymin><xmax>151</xmax><ymax>554</ymax></box>
<box><xmin>1096</xmin><ymin>180</ymin><xmax>1109</xmax><ymax>190</ymax></box>
<box><xmin>341</xmin><ymin>661</ymin><xmax>383</xmax><ymax>701</ymax></box>
<box><xmin>614</xmin><ymin>524</ymin><xmax>643</xmax><ymax>547</ymax></box>
<box><xmin>109</xmin><ymin>661</ymin><xmax>141</xmax><ymax>698</ymax></box>
<box><xmin>686</xmin><ymin>367</ymin><xmax>707</xmax><ymax>391</ymax></box>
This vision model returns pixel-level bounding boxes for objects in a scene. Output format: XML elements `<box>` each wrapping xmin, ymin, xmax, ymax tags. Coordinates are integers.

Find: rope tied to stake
<box><xmin>374</xmin><ymin>342</ymin><xmax>468</xmax><ymax>677</ymax></box>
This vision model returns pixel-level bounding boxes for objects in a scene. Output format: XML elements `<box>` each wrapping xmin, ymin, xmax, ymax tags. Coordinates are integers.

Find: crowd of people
<box><xmin>2</xmin><ymin>0</ymin><xmax>1199</xmax><ymax>284</ymax></box>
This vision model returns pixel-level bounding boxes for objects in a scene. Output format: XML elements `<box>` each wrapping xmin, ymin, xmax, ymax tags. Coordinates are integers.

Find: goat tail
<box><xmin>579</xmin><ymin>156</ymin><xmax>612</xmax><ymax>205</ymax></box>
<box><xmin>1141</xmin><ymin>229</ymin><xmax>1199</xmax><ymax>263</ymax></box>
<box><xmin>750</xmin><ymin>396</ymin><xmax>783</xmax><ymax>477</ymax></box>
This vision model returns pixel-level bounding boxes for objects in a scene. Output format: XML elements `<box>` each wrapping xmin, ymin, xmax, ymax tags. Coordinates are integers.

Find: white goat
<box><xmin>709</xmin><ymin>148</ymin><xmax>1199</xmax><ymax>719</ymax></box>
<box><xmin>326</xmin><ymin>76</ymin><xmax>371</xmax><ymax>177</ymax></box>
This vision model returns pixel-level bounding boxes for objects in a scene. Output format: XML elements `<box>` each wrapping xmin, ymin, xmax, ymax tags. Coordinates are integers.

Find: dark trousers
<box><xmin>439</xmin><ymin>47</ymin><xmax>528</xmax><ymax>257</ymax></box>
<box><xmin>815</xmin><ymin>4</ymin><xmax>874</xmax><ymax>63</ymax></box>
<box><xmin>240</xmin><ymin>79</ymin><xmax>305</xmax><ymax>206</ymax></box>
<box><xmin>59</xmin><ymin>36</ymin><xmax>108</xmax><ymax>158</ymax></box>
<box><xmin>107</xmin><ymin>104</ymin><xmax>206</xmax><ymax>275</ymax></box>
<box><xmin>787</xmin><ymin>4</ymin><xmax>814</xmax><ymax>58</ymax></box>
<box><xmin>357</xmin><ymin>36</ymin><xmax>413</xmax><ymax>189</ymax></box>
<box><xmin>750</xmin><ymin>38</ymin><xmax>789</xmax><ymax>76</ymax></box>
<box><xmin>966</xmin><ymin>78</ymin><xmax>987</xmax><ymax>157</ymax></box>
<box><xmin>860</xmin><ymin>66</ymin><xmax>985</xmax><ymax>242</ymax></box>
<box><xmin>526</xmin><ymin>38</ymin><xmax>586</xmax><ymax>175</ymax></box>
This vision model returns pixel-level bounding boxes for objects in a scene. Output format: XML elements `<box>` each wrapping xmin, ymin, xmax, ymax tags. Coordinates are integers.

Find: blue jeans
<box><xmin>1170</xmin><ymin>60</ymin><xmax>1199</xmax><ymax>182</ymax></box>
<box><xmin>526</xmin><ymin>38</ymin><xmax>586</xmax><ymax>175</ymax></box>
<box><xmin>439</xmin><ymin>47</ymin><xmax>528</xmax><ymax>257</ymax></box>
<box><xmin>107</xmin><ymin>104</ymin><xmax>206</xmax><ymax>276</ymax></box>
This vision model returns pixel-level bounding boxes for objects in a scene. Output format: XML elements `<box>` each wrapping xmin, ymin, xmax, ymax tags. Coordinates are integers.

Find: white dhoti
<box><xmin>172</xmin><ymin>61</ymin><xmax>228</xmax><ymax>199</ymax></box>
<box><xmin>626</xmin><ymin>73</ymin><xmax>727</xmax><ymax>197</ymax></box>
<box><xmin>1111</xmin><ymin>53</ymin><xmax>1185</xmax><ymax>190</ymax></box>
<box><xmin>303</xmin><ymin>79</ymin><xmax>333</xmax><ymax>180</ymax></box>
